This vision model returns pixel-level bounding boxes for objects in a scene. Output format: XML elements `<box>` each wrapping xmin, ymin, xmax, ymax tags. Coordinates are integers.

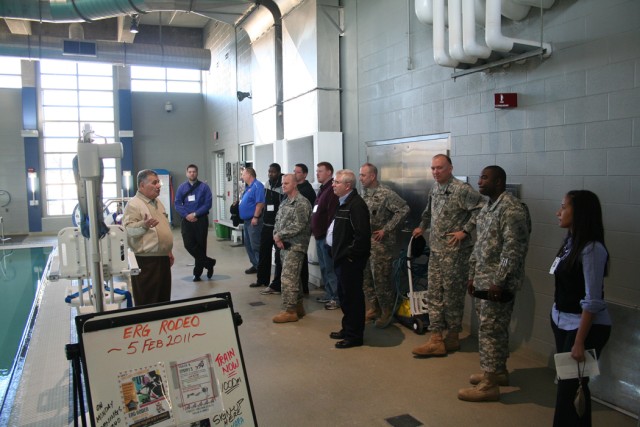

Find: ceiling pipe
<box><xmin>498</xmin><ymin>0</ymin><xmax>531</xmax><ymax>21</ymax></box>
<box><xmin>252</xmin><ymin>0</ymin><xmax>283</xmax><ymax>141</ymax></box>
<box><xmin>462</xmin><ymin>0</ymin><xmax>491</xmax><ymax>59</ymax></box>
<box><xmin>448</xmin><ymin>0</ymin><xmax>478</xmax><ymax>64</ymax></box>
<box><xmin>0</xmin><ymin>0</ymin><xmax>255</xmax><ymax>23</ymax></box>
<box><xmin>432</xmin><ymin>0</ymin><xmax>458</xmax><ymax>67</ymax></box>
<box><xmin>414</xmin><ymin>0</ymin><xmax>434</xmax><ymax>25</ymax></box>
<box><xmin>485</xmin><ymin>0</ymin><xmax>552</xmax><ymax>56</ymax></box>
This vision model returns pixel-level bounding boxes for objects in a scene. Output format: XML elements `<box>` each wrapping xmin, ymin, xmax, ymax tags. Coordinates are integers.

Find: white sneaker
<box><xmin>260</xmin><ymin>287</ymin><xmax>281</xmax><ymax>295</ymax></box>
<box><xmin>324</xmin><ymin>300</ymin><xmax>340</xmax><ymax>310</ymax></box>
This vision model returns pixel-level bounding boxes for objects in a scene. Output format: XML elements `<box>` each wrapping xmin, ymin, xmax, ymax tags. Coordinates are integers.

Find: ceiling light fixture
<box><xmin>237</xmin><ymin>91</ymin><xmax>252</xmax><ymax>102</ymax></box>
<box><xmin>130</xmin><ymin>14</ymin><xmax>140</xmax><ymax>34</ymax></box>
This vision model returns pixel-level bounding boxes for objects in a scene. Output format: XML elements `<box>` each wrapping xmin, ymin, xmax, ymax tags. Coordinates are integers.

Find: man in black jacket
<box><xmin>252</xmin><ymin>163</ymin><xmax>285</xmax><ymax>291</ymax></box>
<box><xmin>327</xmin><ymin>169</ymin><xmax>371</xmax><ymax>349</ymax></box>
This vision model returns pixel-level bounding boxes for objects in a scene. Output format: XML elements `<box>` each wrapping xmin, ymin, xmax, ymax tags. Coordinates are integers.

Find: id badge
<box><xmin>267</xmin><ymin>204</ymin><xmax>274</xmax><ymax>212</ymax></box>
<box><xmin>549</xmin><ymin>257</ymin><xmax>560</xmax><ymax>274</ymax></box>
<box><xmin>313</xmin><ymin>205</ymin><xmax>318</xmax><ymax>213</ymax></box>
<box><xmin>187</xmin><ymin>194</ymin><xmax>196</xmax><ymax>202</ymax></box>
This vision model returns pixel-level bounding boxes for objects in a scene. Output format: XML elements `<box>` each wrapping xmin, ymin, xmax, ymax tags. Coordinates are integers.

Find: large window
<box><xmin>40</xmin><ymin>60</ymin><xmax>116</xmax><ymax>216</ymax></box>
<box><xmin>131</xmin><ymin>66</ymin><xmax>201</xmax><ymax>93</ymax></box>
<box><xmin>0</xmin><ymin>57</ymin><xmax>21</xmax><ymax>88</ymax></box>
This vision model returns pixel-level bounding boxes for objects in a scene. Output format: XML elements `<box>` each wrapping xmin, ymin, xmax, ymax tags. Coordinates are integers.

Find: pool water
<box><xmin>0</xmin><ymin>246</ymin><xmax>51</xmax><ymax>406</ymax></box>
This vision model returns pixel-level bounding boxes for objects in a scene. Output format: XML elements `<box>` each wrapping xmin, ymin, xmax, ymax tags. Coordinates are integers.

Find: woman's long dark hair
<box><xmin>559</xmin><ymin>190</ymin><xmax>608</xmax><ymax>272</ymax></box>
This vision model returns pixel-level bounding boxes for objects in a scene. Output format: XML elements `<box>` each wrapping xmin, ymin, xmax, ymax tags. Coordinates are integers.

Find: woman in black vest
<box><xmin>550</xmin><ymin>190</ymin><xmax>611</xmax><ymax>426</ymax></box>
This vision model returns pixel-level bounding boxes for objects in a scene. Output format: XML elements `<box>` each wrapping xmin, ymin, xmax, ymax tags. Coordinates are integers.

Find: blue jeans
<box><xmin>243</xmin><ymin>218</ymin><xmax>263</xmax><ymax>268</ymax></box>
<box><xmin>316</xmin><ymin>238</ymin><xmax>338</xmax><ymax>301</ymax></box>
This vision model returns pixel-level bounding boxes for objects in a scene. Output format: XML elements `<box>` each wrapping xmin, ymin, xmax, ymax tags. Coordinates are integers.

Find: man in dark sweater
<box><xmin>311</xmin><ymin>162</ymin><xmax>340</xmax><ymax>309</ymax></box>
<box><xmin>294</xmin><ymin>163</ymin><xmax>316</xmax><ymax>294</ymax></box>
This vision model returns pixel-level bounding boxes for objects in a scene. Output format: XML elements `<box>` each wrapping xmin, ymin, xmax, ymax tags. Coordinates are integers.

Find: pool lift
<box><xmin>47</xmin><ymin>124</ymin><xmax>139</xmax><ymax>313</ymax></box>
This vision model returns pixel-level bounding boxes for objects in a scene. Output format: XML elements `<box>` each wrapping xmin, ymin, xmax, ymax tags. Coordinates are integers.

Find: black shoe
<box><xmin>335</xmin><ymin>340</ymin><xmax>363</xmax><ymax>349</ymax></box>
<box><xmin>206</xmin><ymin>259</ymin><xmax>216</xmax><ymax>279</ymax></box>
<box><xmin>245</xmin><ymin>266</ymin><xmax>257</xmax><ymax>274</ymax></box>
<box><xmin>249</xmin><ymin>282</ymin><xmax>266</xmax><ymax>288</ymax></box>
<box><xmin>193</xmin><ymin>276</ymin><xmax>202</xmax><ymax>282</ymax></box>
<box><xmin>329</xmin><ymin>331</ymin><xmax>345</xmax><ymax>340</ymax></box>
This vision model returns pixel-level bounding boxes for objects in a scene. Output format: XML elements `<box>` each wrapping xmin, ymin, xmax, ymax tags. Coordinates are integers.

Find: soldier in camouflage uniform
<box><xmin>458</xmin><ymin>165</ymin><xmax>531</xmax><ymax>402</ymax></box>
<box><xmin>359</xmin><ymin>163</ymin><xmax>410</xmax><ymax>328</ymax></box>
<box><xmin>412</xmin><ymin>154</ymin><xmax>483</xmax><ymax>357</ymax></box>
<box><xmin>272</xmin><ymin>174</ymin><xmax>312</xmax><ymax>323</ymax></box>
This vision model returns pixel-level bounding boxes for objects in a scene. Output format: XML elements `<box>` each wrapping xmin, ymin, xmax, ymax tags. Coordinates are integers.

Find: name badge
<box><xmin>187</xmin><ymin>194</ymin><xmax>196</xmax><ymax>202</ymax></box>
<box><xmin>549</xmin><ymin>257</ymin><xmax>560</xmax><ymax>274</ymax></box>
<box><xmin>313</xmin><ymin>205</ymin><xmax>318</xmax><ymax>213</ymax></box>
<box><xmin>267</xmin><ymin>204</ymin><xmax>274</xmax><ymax>212</ymax></box>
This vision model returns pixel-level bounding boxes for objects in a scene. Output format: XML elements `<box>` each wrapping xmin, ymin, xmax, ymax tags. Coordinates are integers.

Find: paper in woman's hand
<box><xmin>554</xmin><ymin>349</ymin><xmax>599</xmax><ymax>380</ymax></box>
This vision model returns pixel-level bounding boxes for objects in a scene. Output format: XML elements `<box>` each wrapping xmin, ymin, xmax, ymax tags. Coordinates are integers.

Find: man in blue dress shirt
<box><xmin>175</xmin><ymin>164</ymin><xmax>215</xmax><ymax>281</ymax></box>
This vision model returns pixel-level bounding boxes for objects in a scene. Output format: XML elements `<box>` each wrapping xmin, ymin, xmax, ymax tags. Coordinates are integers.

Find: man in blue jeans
<box><xmin>311</xmin><ymin>162</ymin><xmax>340</xmax><ymax>309</ymax></box>
<box><xmin>239</xmin><ymin>167</ymin><xmax>265</xmax><ymax>274</ymax></box>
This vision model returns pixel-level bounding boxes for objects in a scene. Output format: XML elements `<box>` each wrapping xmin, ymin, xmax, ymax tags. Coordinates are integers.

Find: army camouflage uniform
<box><xmin>418</xmin><ymin>177</ymin><xmax>483</xmax><ymax>334</ymax></box>
<box><xmin>469</xmin><ymin>192</ymin><xmax>531</xmax><ymax>373</ymax></box>
<box><xmin>362</xmin><ymin>184</ymin><xmax>409</xmax><ymax>312</ymax></box>
<box><xmin>274</xmin><ymin>192</ymin><xmax>311</xmax><ymax>311</ymax></box>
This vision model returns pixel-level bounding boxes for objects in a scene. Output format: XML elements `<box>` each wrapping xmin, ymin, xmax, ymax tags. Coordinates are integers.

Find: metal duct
<box><xmin>0</xmin><ymin>0</ymin><xmax>254</xmax><ymax>23</ymax></box>
<box><xmin>0</xmin><ymin>33</ymin><xmax>211</xmax><ymax>70</ymax></box>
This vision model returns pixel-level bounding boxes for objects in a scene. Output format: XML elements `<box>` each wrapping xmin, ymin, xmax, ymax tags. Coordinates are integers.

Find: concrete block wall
<box><xmin>343</xmin><ymin>0</ymin><xmax>640</xmax><ymax>361</ymax></box>
<box><xmin>203</xmin><ymin>21</ymin><xmax>253</xmax><ymax>217</ymax></box>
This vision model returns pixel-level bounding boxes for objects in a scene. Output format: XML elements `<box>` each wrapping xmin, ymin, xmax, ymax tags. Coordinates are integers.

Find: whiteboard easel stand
<box><xmin>70</xmin><ymin>292</ymin><xmax>255</xmax><ymax>427</ymax></box>
<box><xmin>65</xmin><ymin>342</ymin><xmax>88</xmax><ymax>427</ymax></box>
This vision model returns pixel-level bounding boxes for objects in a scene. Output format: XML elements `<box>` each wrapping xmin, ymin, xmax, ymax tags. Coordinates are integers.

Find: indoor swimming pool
<box><xmin>0</xmin><ymin>246</ymin><xmax>52</xmax><ymax>410</ymax></box>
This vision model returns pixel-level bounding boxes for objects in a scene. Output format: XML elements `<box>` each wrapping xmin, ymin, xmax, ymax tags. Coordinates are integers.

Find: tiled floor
<box><xmin>5</xmin><ymin>230</ymin><xmax>636</xmax><ymax>426</ymax></box>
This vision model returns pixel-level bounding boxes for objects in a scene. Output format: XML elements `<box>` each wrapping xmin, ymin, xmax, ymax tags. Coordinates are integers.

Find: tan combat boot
<box><xmin>375</xmin><ymin>308</ymin><xmax>393</xmax><ymax>328</ymax></box>
<box><xmin>411</xmin><ymin>332</ymin><xmax>447</xmax><ymax>357</ymax></box>
<box><xmin>469</xmin><ymin>370</ymin><xmax>509</xmax><ymax>386</ymax></box>
<box><xmin>458</xmin><ymin>372</ymin><xmax>500</xmax><ymax>402</ymax></box>
<box><xmin>365</xmin><ymin>300</ymin><xmax>381</xmax><ymax>321</ymax></box>
<box><xmin>272</xmin><ymin>310</ymin><xmax>298</xmax><ymax>323</ymax></box>
<box><xmin>444</xmin><ymin>331</ymin><xmax>460</xmax><ymax>352</ymax></box>
<box><xmin>296</xmin><ymin>301</ymin><xmax>306</xmax><ymax>319</ymax></box>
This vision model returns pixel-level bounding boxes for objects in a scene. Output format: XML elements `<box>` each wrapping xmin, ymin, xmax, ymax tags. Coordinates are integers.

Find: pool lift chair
<box><xmin>46</xmin><ymin>123</ymin><xmax>138</xmax><ymax>313</ymax></box>
<box><xmin>48</xmin><ymin>225</ymin><xmax>139</xmax><ymax>313</ymax></box>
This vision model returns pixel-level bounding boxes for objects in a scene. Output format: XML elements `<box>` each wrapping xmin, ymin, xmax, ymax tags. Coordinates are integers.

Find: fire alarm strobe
<box><xmin>495</xmin><ymin>93</ymin><xmax>518</xmax><ymax>109</ymax></box>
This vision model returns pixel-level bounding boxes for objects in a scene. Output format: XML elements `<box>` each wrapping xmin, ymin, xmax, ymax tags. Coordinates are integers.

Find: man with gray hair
<box><xmin>328</xmin><ymin>169</ymin><xmax>371</xmax><ymax>348</ymax></box>
<box><xmin>123</xmin><ymin>169</ymin><xmax>174</xmax><ymax>306</ymax></box>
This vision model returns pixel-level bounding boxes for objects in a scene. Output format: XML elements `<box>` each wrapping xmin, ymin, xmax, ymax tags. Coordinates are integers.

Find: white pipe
<box><xmin>432</xmin><ymin>0</ymin><xmax>458</xmax><ymax>67</ymax></box>
<box><xmin>462</xmin><ymin>0</ymin><xmax>491</xmax><ymax>59</ymax></box>
<box><xmin>485</xmin><ymin>0</ymin><xmax>552</xmax><ymax>56</ymax></box>
<box><xmin>449</xmin><ymin>0</ymin><xmax>478</xmax><ymax>63</ymax></box>
<box><xmin>500</xmin><ymin>0</ymin><xmax>531</xmax><ymax>21</ymax></box>
<box><xmin>415</xmin><ymin>0</ymin><xmax>434</xmax><ymax>25</ymax></box>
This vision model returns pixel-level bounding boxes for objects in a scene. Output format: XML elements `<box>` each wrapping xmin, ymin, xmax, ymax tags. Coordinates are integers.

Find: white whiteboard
<box><xmin>76</xmin><ymin>293</ymin><xmax>256</xmax><ymax>427</ymax></box>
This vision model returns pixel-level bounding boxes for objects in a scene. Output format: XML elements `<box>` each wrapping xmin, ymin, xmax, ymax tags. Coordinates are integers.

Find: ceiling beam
<box><xmin>117</xmin><ymin>15</ymin><xmax>136</xmax><ymax>43</ymax></box>
<box><xmin>4</xmin><ymin>18</ymin><xmax>31</xmax><ymax>35</ymax></box>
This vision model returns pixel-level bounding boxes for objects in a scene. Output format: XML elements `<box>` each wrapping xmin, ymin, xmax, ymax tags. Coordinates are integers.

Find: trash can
<box><xmin>215</xmin><ymin>223</ymin><xmax>230</xmax><ymax>239</ymax></box>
